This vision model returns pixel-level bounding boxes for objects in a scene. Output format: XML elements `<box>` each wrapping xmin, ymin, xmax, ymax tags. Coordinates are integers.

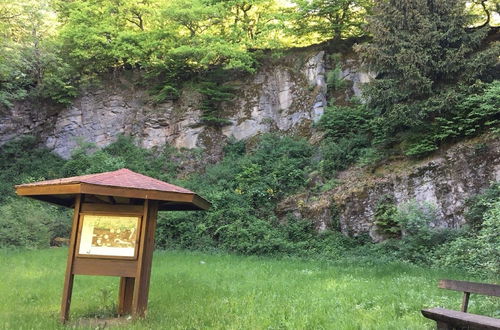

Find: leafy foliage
<box><xmin>317</xmin><ymin>104</ymin><xmax>373</xmax><ymax>175</ymax></box>
<box><xmin>290</xmin><ymin>0</ymin><xmax>372</xmax><ymax>42</ymax></box>
<box><xmin>0</xmin><ymin>135</ymin><xmax>180</xmax><ymax>249</ymax></box>
<box><xmin>153</xmin><ymin>134</ymin><xmax>355</xmax><ymax>256</ymax></box>
<box><xmin>373</xmin><ymin>195</ymin><xmax>400</xmax><ymax>238</ymax></box>
<box><xmin>196</xmin><ymin>80</ymin><xmax>235</xmax><ymax>127</ymax></box>
<box><xmin>0</xmin><ymin>0</ymin><xmax>77</xmax><ymax>106</ymax></box>
<box><xmin>434</xmin><ymin>198</ymin><xmax>500</xmax><ymax>276</ymax></box>
<box><xmin>0</xmin><ymin>136</ymin><xmax>65</xmax><ymax>203</ymax></box>
<box><xmin>367</xmin><ymin>200</ymin><xmax>463</xmax><ymax>265</ymax></box>
<box><xmin>403</xmin><ymin>81</ymin><xmax>500</xmax><ymax>157</ymax></box>
<box><xmin>464</xmin><ymin>182</ymin><xmax>500</xmax><ymax>230</ymax></box>
<box><xmin>0</xmin><ymin>198</ymin><xmax>69</xmax><ymax>248</ymax></box>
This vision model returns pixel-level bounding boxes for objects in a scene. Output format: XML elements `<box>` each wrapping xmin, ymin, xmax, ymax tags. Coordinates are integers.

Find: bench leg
<box><xmin>436</xmin><ymin>321</ymin><xmax>452</xmax><ymax>330</ymax></box>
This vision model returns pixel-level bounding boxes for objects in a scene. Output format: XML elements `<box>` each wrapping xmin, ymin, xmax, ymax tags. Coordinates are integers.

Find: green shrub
<box><xmin>391</xmin><ymin>200</ymin><xmax>460</xmax><ymax>264</ymax></box>
<box><xmin>62</xmin><ymin>143</ymin><xmax>125</xmax><ymax>176</ymax></box>
<box><xmin>402</xmin><ymin>81</ymin><xmax>500</xmax><ymax>157</ymax></box>
<box><xmin>395</xmin><ymin>200</ymin><xmax>438</xmax><ymax>237</ymax></box>
<box><xmin>155</xmin><ymin>134</ymin><xmax>326</xmax><ymax>256</ymax></box>
<box><xmin>0</xmin><ymin>136</ymin><xmax>65</xmax><ymax>203</ymax></box>
<box><xmin>372</xmin><ymin>200</ymin><xmax>463</xmax><ymax>265</ymax></box>
<box><xmin>320</xmin><ymin>135</ymin><xmax>370</xmax><ymax>175</ymax></box>
<box><xmin>223</xmin><ymin>138</ymin><xmax>246</xmax><ymax>158</ymax></box>
<box><xmin>326</xmin><ymin>55</ymin><xmax>346</xmax><ymax>91</ymax></box>
<box><xmin>317</xmin><ymin>104</ymin><xmax>371</xmax><ymax>140</ymax></box>
<box><xmin>103</xmin><ymin>135</ymin><xmax>180</xmax><ymax>182</ymax></box>
<box><xmin>0</xmin><ymin>198</ymin><xmax>70</xmax><ymax>248</ymax></box>
<box><xmin>464</xmin><ymin>182</ymin><xmax>500</xmax><ymax>231</ymax></box>
<box><xmin>373</xmin><ymin>195</ymin><xmax>400</xmax><ymax>238</ymax></box>
<box><xmin>317</xmin><ymin>104</ymin><xmax>374</xmax><ymax>176</ymax></box>
<box><xmin>434</xmin><ymin>200</ymin><xmax>500</xmax><ymax>276</ymax></box>
<box><xmin>196</xmin><ymin>79</ymin><xmax>235</xmax><ymax>127</ymax></box>
<box><xmin>62</xmin><ymin>136</ymin><xmax>179</xmax><ymax>181</ymax></box>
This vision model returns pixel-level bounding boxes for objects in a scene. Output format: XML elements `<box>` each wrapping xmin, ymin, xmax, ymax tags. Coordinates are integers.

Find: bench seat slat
<box><xmin>422</xmin><ymin>308</ymin><xmax>500</xmax><ymax>330</ymax></box>
<box><xmin>439</xmin><ymin>280</ymin><xmax>500</xmax><ymax>297</ymax></box>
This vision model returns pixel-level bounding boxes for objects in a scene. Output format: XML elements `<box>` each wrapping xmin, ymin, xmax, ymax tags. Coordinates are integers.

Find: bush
<box><xmin>402</xmin><ymin>81</ymin><xmax>500</xmax><ymax>157</ymax></box>
<box><xmin>62</xmin><ymin>141</ymin><xmax>125</xmax><ymax>176</ymax></box>
<box><xmin>155</xmin><ymin>134</ymin><xmax>329</xmax><ymax>256</ymax></box>
<box><xmin>196</xmin><ymin>79</ymin><xmax>235</xmax><ymax>127</ymax></box>
<box><xmin>0</xmin><ymin>136</ymin><xmax>65</xmax><ymax>203</ymax></box>
<box><xmin>317</xmin><ymin>104</ymin><xmax>371</xmax><ymax>140</ymax></box>
<box><xmin>0</xmin><ymin>135</ymin><xmax>183</xmax><ymax>249</ymax></box>
<box><xmin>0</xmin><ymin>198</ymin><xmax>70</xmax><ymax>248</ymax></box>
<box><xmin>434</xmin><ymin>196</ymin><xmax>500</xmax><ymax>276</ymax></box>
<box><xmin>373</xmin><ymin>200</ymin><xmax>463</xmax><ymax>264</ymax></box>
<box><xmin>317</xmin><ymin>104</ymin><xmax>374</xmax><ymax>176</ymax></box>
<box><xmin>373</xmin><ymin>195</ymin><xmax>399</xmax><ymax>238</ymax></box>
<box><xmin>464</xmin><ymin>182</ymin><xmax>500</xmax><ymax>231</ymax></box>
<box><xmin>62</xmin><ymin>136</ymin><xmax>180</xmax><ymax>181</ymax></box>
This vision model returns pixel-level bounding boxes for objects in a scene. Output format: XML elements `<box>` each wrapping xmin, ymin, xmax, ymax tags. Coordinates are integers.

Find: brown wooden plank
<box><xmin>422</xmin><ymin>308</ymin><xmax>500</xmax><ymax>329</ymax></box>
<box><xmin>80</xmin><ymin>203</ymin><xmax>144</xmax><ymax>214</ymax></box>
<box><xmin>159</xmin><ymin>202</ymin><xmax>203</xmax><ymax>211</ymax></box>
<box><xmin>17</xmin><ymin>182</ymin><xmax>209</xmax><ymax>210</ymax></box>
<box><xmin>439</xmin><ymin>279</ymin><xmax>500</xmax><ymax>297</ymax></box>
<box><xmin>138</xmin><ymin>200</ymin><xmax>158</xmax><ymax>313</ymax></box>
<box><xmin>132</xmin><ymin>199</ymin><xmax>151</xmax><ymax>317</ymax></box>
<box><xmin>72</xmin><ymin>258</ymin><xmax>137</xmax><ymax>277</ymax></box>
<box><xmin>60</xmin><ymin>194</ymin><xmax>82</xmax><ymax>323</ymax></box>
<box><xmin>118</xmin><ymin>277</ymin><xmax>135</xmax><ymax>315</ymax></box>
<box><xmin>26</xmin><ymin>195</ymin><xmax>73</xmax><ymax>208</ymax></box>
<box><xmin>93</xmin><ymin>195</ymin><xmax>113</xmax><ymax>204</ymax></box>
<box><xmin>80</xmin><ymin>183</ymin><xmax>194</xmax><ymax>204</ymax></box>
<box><xmin>192</xmin><ymin>194</ymin><xmax>211</xmax><ymax>210</ymax></box>
<box><xmin>462</xmin><ymin>291</ymin><xmax>471</xmax><ymax>312</ymax></box>
<box><xmin>132</xmin><ymin>200</ymin><xmax>158</xmax><ymax>317</ymax></box>
<box><xmin>16</xmin><ymin>184</ymin><xmax>81</xmax><ymax>196</ymax></box>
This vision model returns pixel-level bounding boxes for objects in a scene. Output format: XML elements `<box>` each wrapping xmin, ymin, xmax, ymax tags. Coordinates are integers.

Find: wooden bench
<box><xmin>422</xmin><ymin>279</ymin><xmax>500</xmax><ymax>330</ymax></box>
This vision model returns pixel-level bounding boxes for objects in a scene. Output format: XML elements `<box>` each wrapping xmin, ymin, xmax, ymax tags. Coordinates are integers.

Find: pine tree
<box><xmin>357</xmin><ymin>0</ymin><xmax>498</xmax><ymax>141</ymax></box>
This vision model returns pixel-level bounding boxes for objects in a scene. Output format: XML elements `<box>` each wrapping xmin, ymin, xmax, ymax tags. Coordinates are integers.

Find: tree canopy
<box><xmin>0</xmin><ymin>0</ymin><xmax>498</xmax><ymax>108</ymax></box>
<box><xmin>357</xmin><ymin>0</ymin><xmax>499</xmax><ymax>149</ymax></box>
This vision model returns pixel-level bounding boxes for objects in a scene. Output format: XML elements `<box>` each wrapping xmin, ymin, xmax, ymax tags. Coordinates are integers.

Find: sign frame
<box><xmin>75</xmin><ymin>213</ymin><xmax>142</xmax><ymax>260</ymax></box>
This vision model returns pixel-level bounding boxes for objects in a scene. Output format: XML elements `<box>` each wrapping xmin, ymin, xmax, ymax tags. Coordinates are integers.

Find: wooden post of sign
<box><xmin>60</xmin><ymin>194</ymin><xmax>82</xmax><ymax>323</ymax></box>
<box><xmin>117</xmin><ymin>200</ymin><xmax>158</xmax><ymax>317</ymax></box>
<box><xmin>118</xmin><ymin>277</ymin><xmax>135</xmax><ymax>315</ymax></box>
<box><xmin>132</xmin><ymin>200</ymin><xmax>158</xmax><ymax>316</ymax></box>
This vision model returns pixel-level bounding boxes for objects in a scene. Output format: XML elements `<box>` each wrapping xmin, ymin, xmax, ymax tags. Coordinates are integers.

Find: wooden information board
<box><xmin>61</xmin><ymin>199</ymin><xmax>159</xmax><ymax>322</ymax></box>
<box><xmin>15</xmin><ymin>168</ymin><xmax>210</xmax><ymax>323</ymax></box>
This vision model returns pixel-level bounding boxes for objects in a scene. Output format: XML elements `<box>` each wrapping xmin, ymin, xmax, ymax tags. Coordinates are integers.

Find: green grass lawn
<box><xmin>0</xmin><ymin>248</ymin><xmax>498</xmax><ymax>329</ymax></box>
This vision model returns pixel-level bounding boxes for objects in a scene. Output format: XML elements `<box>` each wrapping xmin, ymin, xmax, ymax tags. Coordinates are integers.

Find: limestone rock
<box><xmin>0</xmin><ymin>49</ymin><xmax>330</xmax><ymax>159</ymax></box>
<box><xmin>277</xmin><ymin>135</ymin><xmax>500</xmax><ymax>241</ymax></box>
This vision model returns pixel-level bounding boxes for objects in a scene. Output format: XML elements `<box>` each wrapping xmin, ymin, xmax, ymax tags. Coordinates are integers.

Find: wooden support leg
<box><xmin>461</xmin><ymin>292</ymin><xmax>470</xmax><ymax>312</ymax></box>
<box><xmin>60</xmin><ymin>274</ymin><xmax>75</xmax><ymax>323</ymax></box>
<box><xmin>60</xmin><ymin>194</ymin><xmax>82</xmax><ymax>323</ymax></box>
<box><xmin>118</xmin><ymin>277</ymin><xmax>135</xmax><ymax>315</ymax></box>
<box><xmin>132</xmin><ymin>200</ymin><xmax>159</xmax><ymax>317</ymax></box>
<box><xmin>436</xmin><ymin>321</ymin><xmax>452</xmax><ymax>330</ymax></box>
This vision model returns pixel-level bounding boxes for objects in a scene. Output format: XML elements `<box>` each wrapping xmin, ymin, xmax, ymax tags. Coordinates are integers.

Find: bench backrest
<box><xmin>439</xmin><ymin>279</ymin><xmax>500</xmax><ymax>297</ymax></box>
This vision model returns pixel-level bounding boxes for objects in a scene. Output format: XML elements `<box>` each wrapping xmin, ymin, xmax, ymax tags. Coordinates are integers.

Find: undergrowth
<box><xmin>0</xmin><ymin>134</ymin><xmax>498</xmax><ymax>277</ymax></box>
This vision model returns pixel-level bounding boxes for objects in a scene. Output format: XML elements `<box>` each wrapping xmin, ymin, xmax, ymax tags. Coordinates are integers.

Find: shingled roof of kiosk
<box><xmin>15</xmin><ymin>168</ymin><xmax>210</xmax><ymax>211</ymax></box>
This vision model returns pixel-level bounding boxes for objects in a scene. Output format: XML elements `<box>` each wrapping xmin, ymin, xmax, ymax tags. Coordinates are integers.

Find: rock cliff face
<box><xmin>0</xmin><ymin>44</ymin><xmax>497</xmax><ymax>240</ymax></box>
<box><xmin>0</xmin><ymin>47</ymin><xmax>336</xmax><ymax>159</ymax></box>
<box><xmin>277</xmin><ymin>135</ymin><xmax>500</xmax><ymax>240</ymax></box>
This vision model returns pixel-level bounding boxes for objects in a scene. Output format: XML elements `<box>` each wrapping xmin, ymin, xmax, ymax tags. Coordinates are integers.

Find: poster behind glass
<box><xmin>78</xmin><ymin>214</ymin><xmax>140</xmax><ymax>258</ymax></box>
